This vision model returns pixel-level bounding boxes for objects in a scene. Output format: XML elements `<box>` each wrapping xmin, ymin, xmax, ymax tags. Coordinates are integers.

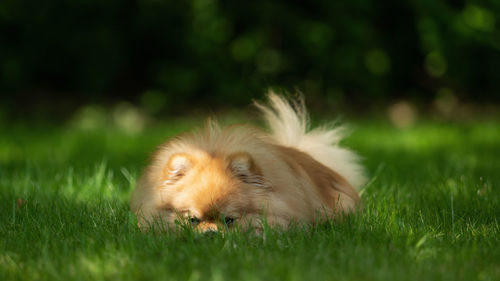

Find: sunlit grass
<box><xmin>1</xmin><ymin>118</ymin><xmax>499</xmax><ymax>281</ymax></box>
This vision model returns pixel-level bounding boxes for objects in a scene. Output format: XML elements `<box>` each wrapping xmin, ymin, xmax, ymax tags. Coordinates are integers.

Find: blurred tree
<box><xmin>0</xmin><ymin>0</ymin><xmax>499</xmax><ymax>119</ymax></box>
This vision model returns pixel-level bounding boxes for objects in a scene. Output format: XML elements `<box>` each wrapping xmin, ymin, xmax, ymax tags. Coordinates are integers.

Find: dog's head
<box><xmin>132</xmin><ymin>143</ymin><xmax>273</xmax><ymax>232</ymax></box>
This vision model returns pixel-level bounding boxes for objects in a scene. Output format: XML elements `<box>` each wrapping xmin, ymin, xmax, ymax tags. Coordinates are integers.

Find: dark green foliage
<box><xmin>1</xmin><ymin>1</ymin><xmax>499</xmax><ymax>117</ymax></box>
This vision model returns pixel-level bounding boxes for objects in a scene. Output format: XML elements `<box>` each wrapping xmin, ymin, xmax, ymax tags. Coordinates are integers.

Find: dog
<box><xmin>130</xmin><ymin>93</ymin><xmax>365</xmax><ymax>231</ymax></box>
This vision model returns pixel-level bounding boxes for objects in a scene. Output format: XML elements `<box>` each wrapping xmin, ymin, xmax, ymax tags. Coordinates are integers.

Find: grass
<box><xmin>1</xmin><ymin>117</ymin><xmax>499</xmax><ymax>281</ymax></box>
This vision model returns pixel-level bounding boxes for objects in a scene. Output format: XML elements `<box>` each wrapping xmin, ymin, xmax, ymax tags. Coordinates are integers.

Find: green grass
<box><xmin>1</xmin><ymin>118</ymin><xmax>499</xmax><ymax>281</ymax></box>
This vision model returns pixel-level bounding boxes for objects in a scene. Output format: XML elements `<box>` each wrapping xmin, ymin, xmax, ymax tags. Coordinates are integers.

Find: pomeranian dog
<box><xmin>131</xmin><ymin>93</ymin><xmax>365</xmax><ymax>231</ymax></box>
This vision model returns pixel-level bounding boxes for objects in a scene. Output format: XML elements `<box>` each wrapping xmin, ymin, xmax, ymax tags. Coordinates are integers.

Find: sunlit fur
<box><xmin>130</xmin><ymin>92</ymin><xmax>366</xmax><ymax>231</ymax></box>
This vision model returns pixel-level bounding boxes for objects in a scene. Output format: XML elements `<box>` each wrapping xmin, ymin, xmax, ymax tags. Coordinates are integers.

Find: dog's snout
<box><xmin>196</xmin><ymin>221</ymin><xmax>218</xmax><ymax>233</ymax></box>
<box><xmin>202</xmin><ymin>229</ymin><xmax>218</xmax><ymax>238</ymax></box>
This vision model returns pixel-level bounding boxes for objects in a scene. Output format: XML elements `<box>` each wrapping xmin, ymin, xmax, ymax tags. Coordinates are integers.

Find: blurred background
<box><xmin>1</xmin><ymin>0</ymin><xmax>499</xmax><ymax>125</ymax></box>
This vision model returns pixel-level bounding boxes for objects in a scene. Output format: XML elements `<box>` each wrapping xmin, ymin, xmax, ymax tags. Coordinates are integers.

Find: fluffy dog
<box><xmin>130</xmin><ymin>93</ymin><xmax>365</xmax><ymax>231</ymax></box>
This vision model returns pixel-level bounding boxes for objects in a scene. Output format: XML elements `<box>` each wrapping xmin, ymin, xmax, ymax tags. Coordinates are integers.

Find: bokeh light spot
<box><xmin>71</xmin><ymin>105</ymin><xmax>107</xmax><ymax>131</ymax></box>
<box><xmin>230</xmin><ymin>36</ymin><xmax>258</xmax><ymax>62</ymax></box>
<box><xmin>365</xmin><ymin>49</ymin><xmax>390</xmax><ymax>75</ymax></box>
<box><xmin>463</xmin><ymin>5</ymin><xmax>495</xmax><ymax>32</ymax></box>
<box><xmin>388</xmin><ymin>101</ymin><xmax>417</xmax><ymax>129</ymax></box>
<box><xmin>434</xmin><ymin>88</ymin><xmax>459</xmax><ymax>116</ymax></box>
<box><xmin>112</xmin><ymin>102</ymin><xmax>146</xmax><ymax>135</ymax></box>
<box><xmin>425</xmin><ymin>51</ymin><xmax>447</xmax><ymax>77</ymax></box>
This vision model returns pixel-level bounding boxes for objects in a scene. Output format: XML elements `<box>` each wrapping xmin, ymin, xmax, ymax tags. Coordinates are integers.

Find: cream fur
<box><xmin>255</xmin><ymin>93</ymin><xmax>366</xmax><ymax>189</ymax></box>
<box><xmin>130</xmin><ymin>92</ymin><xmax>366</xmax><ymax>231</ymax></box>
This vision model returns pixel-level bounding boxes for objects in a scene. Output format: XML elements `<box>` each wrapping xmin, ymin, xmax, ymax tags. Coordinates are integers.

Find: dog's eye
<box><xmin>189</xmin><ymin>217</ymin><xmax>200</xmax><ymax>226</ymax></box>
<box><xmin>224</xmin><ymin>217</ymin><xmax>235</xmax><ymax>226</ymax></box>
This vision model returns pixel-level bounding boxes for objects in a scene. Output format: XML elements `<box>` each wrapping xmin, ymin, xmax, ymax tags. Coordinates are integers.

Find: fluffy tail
<box><xmin>254</xmin><ymin>92</ymin><xmax>366</xmax><ymax>189</ymax></box>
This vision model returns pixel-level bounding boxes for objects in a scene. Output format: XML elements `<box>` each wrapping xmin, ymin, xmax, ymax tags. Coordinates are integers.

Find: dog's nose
<box><xmin>197</xmin><ymin>221</ymin><xmax>218</xmax><ymax>233</ymax></box>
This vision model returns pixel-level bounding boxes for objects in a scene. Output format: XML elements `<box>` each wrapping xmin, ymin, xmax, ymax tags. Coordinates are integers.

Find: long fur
<box><xmin>254</xmin><ymin>93</ymin><xmax>366</xmax><ymax>189</ymax></box>
<box><xmin>130</xmin><ymin>92</ymin><xmax>366</xmax><ymax>231</ymax></box>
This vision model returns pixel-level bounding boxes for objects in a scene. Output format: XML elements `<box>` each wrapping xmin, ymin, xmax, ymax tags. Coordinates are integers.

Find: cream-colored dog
<box><xmin>131</xmin><ymin>93</ymin><xmax>365</xmax><ymax>231</ymax></box>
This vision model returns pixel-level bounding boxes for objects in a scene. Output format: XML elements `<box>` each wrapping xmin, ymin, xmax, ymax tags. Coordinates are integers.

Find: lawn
<box><xmin>1</xmin><ymin>117</ymin><xmax>499</xmax><ymax>281</ymax></box>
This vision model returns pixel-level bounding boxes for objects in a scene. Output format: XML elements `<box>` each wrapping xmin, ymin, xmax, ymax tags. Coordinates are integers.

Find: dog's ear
<box><xmin>228</xmin><ymin>152</ymin><xmax>268</xmax><ymax>188</ymax></box>
<box><xmin>164</xmin><ymin>153</ymin><xmax>192</xmax><ymax>185</ymax></box>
